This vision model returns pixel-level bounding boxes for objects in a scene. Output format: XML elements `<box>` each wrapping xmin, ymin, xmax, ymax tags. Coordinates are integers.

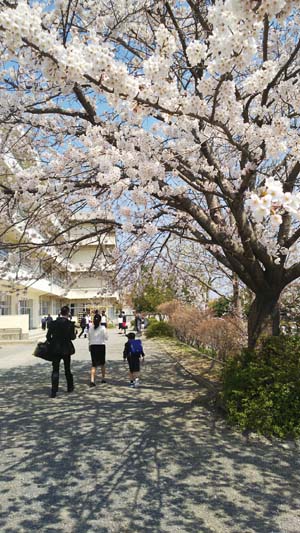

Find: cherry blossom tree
<box><xmin>132</xmin><ymin>236</ymin><xmax>234</xmax><ymax>306</ymax></box>
<box><xmin>0</xmin><ymin>0</ymin><xmax>300</xmax><ymax>347</ymax></box>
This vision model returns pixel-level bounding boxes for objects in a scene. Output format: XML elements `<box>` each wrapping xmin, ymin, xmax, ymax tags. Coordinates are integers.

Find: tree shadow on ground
<box><xmin>1</xmin><ymin>356</ymin><xmax>300</xmax><ymax>533</ymax></box>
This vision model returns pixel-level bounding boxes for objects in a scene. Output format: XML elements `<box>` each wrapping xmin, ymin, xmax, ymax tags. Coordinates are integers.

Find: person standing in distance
<box><xmin>47</xmin><ymin>305</ymin><xmax>76</xmax><ymax>398</ymax></box>
<box><xmin>134</xmin><ymin>312</ymin><xmax>142</xmax><ymax>335</ymax></box>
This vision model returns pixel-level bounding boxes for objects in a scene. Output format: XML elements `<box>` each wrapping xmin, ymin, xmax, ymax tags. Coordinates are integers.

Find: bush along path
<box><xmin>221</xmin><ymin>335</ymin><xmax>300</xmax><ymax>439</ymax></box>
<box><xmin>151</xmin><ymin>333</ymin><xmax>300</xmax><ymax>440</ymax></box>
<box><xmin>1</xmin><ymin>331</ymin><xmax>300</xmax><ymax>533</ymax></box>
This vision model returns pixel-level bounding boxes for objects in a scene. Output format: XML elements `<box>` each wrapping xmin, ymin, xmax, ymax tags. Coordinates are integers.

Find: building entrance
<box><xmin>19</xmin><ymin>299</ymin><xmax>33</xmax><ymax>329</ymax></box>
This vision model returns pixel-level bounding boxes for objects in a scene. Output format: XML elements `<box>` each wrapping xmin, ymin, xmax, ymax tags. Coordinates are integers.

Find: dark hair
<box><xmin>127</xmin><ymin>332</ymin><xmax>135</xmax><ymax>339</ymax></box>
<box><xmin>93</xmin><ymin>315</ymin><xmax>101</xmax><ymax>329</ymax></box>
<box><xmin>61</xmin><ymin>305</ymin><xmax>70</xmax><ymax>316</ymax></box>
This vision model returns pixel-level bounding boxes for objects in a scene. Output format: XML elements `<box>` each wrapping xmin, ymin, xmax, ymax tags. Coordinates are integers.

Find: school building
<box><xmin>0</xmin><ymin>219</ymin><xmax>119</xmax><ymax>338</ymax></box>
<box><xmin>0</xmin><ymin>146</ymin><xmax>121</xmax><ymax>338</ymax></box>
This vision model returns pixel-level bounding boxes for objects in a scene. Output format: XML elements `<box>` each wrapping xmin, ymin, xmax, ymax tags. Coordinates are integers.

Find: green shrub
<box><xmin>147</xmin><ymin>317</ymin><xmax>159</xmax><ymax>325</ymax></box>
<box><xmin>145</xmin><ymin>320</ymin><xmax>174</xmax><ymax>338</ymax></box>
<box><xmin>210</xmin><ymin>296</ymin><xmax>232</xmax><ymax>317</ymax></box>
<box><xmin>221</xmin><ymin>335</ymin><xmax>300</xmax><ymax>438</ymax></box>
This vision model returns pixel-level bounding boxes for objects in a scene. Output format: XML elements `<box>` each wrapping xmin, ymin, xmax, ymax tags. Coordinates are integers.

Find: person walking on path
<box><xmin>134</xmin><ymin>312</ymin><xmax>142</xmax><ymax>335</ymax></box>
<box><xmin>78</xmin><ymin>313</ymin><xmax>87</xmax><ymax>338</ymax></box>
<box><xmin>100</xmin><ymin>309</ymin><xmax>107</xmax><ymax>328</ymax></box>
<box><xmin>88</xmin><ymin>314</ymin><xmax>108</xmax><ymax>387</ymax></box>
<box><xmin>46</xmin><ymin>305</ymin><xmax>76</xmax><ymax>398</ymax></box>
<box><xmin>123</xmin><ymin>332</ymin><xmax>145</xmax><ymax>387</ymax></box>
<box><xmin>121</xmin><ymin>311</ymin><xmax>127</xmax><ymax>335</ymax></box>
<box><xmin>117</xmin><ymin>312</ymin><xmax>123</xmax><ymax>333</ymax></box>
<box><xmin>46</xmin><ymin>313</ymin><xmax>53</xmax><ymax>329</ymax></box>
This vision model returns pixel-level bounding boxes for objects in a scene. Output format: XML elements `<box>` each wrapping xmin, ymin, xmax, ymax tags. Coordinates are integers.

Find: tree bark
<box><xmin>232</xmin><ymin>273</ymin><xmax>242</xmax><ymax>317</ymax></box>
<box><xmin>248</xmin><ymin>292</ymin><xmax>281</xmax><ymax>349</ymax></box>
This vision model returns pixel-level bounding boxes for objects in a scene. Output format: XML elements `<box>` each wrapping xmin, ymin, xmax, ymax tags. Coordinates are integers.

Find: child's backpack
<box><xmin>129</xmin><ymin>339</ymin><xmax>143</xmax><ymax>356</ymax></box>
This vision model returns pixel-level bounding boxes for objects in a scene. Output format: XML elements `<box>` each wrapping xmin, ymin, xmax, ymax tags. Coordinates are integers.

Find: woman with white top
<box><xmin>88</xmin><ymin>314</ymin><xmax>108</xmax><ymax>387</ymax></box>
<box><xmin>100</xmin><ymin>309</ymin><xmax>107</xmax><ymax>327</ymax></box>
<box><xmin>117</xmin><ymin>312</ymin><xmax>123</xmax><ymax>333</ymax></box>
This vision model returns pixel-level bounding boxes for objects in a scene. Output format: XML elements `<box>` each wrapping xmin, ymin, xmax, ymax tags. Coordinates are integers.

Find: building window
<box><xmin>0</xmin><ymin>293</ymin><xmax>11</xmax><ymax>315</ymax></box>
<box><xmin>39</xmin><ymin>297</ymin><xmax>50</xmax><ymax>316</ymax></box>
<box><xmin>18</xmin><ymin>299</ymin><xmax>33</xmax><ymax>328</ymax></box>
<box><xmin>53</xmin><ymin>301</ymin><xmax>62</xmax><ymax>316</ymax></box>
<box><xmin>72</xmin><ymin>303</ymin><xmax>88</xmax><ymax>316</ymax></box>
<box><xmin>19</xmin><ymin>299</ymin><xmax>33</xmax><ymax>313</ymax></box>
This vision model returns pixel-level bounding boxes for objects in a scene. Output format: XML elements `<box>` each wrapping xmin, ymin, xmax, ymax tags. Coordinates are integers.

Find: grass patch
<box><xmin>146</xmin><ymin>336</ymin><xmax>223</xmax><ymax>386</ymax></box>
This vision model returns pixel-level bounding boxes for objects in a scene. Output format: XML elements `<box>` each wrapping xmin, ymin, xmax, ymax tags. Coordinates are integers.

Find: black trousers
<box><xmin>78</xmin><ymin>327</ymin><xmax>85</xmax><ymax>337</ymax></box>
<box><xmin>51</xmin><ymin>355</ymin><xmax>73</xmax><ymax>393</ymax></box>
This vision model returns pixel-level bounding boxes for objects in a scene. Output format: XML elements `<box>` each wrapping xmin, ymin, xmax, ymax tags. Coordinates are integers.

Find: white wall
<box><xmin>70</xmin><ymin>245</ymin><xmax>115</xmax><ymax>269</ymax></box>
<box><xmin>70</xmin><ymin>246</ymin><xmax>100</xmax><ymax>266</ymax></box>
<box><xmin>66</xmin><ymin>289</ymin><xmax>119</xmax><ymax>299</ymax></box>
<box><xmin>0</xmin><ymin>314</ymin><xmax>29</xmax><ymax>334</ymax></box>
<box><xmin>69</xmin><ymin>276</ymin><xmax>105</xmax><ymax>288</ymax></box>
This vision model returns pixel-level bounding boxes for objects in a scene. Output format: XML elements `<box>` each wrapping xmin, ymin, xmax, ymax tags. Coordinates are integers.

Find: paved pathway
<box><xmin>1</xmin><ymin>330</ymin><xmax>300</xmax><ymax>532</ymax></box>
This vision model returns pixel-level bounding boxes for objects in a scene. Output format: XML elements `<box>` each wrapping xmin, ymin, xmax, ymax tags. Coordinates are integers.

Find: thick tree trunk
<box><xmin>248</xmin><ymin>292</ymin><xmax>281</xmax><ymax>349</ymax></box>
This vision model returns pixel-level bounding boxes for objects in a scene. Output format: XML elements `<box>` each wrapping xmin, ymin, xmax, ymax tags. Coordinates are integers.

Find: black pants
<box><xmin>51</xmin><ymin>355</ymin><xmax>73</xmax><ymax>394</ymax></box>
<box><xmin>78</xmin><ymin>327</ymin><xmax>85</xmax><ymax>337</ymax></box>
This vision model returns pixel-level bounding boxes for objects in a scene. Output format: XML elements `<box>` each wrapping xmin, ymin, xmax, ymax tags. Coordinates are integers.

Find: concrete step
<box><xmin>0</xmin><ymin>330</ymin><xmax>46</xmax><ymax>345</ymax></box>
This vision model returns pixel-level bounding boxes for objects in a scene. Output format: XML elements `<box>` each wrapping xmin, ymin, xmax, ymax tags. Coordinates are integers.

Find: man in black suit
<box><xmin>46</xmin><ymin>305</ymin><xmax>76</xmax><ymax>398</ymax></box>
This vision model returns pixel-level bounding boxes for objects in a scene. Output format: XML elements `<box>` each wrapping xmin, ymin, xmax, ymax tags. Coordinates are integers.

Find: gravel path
<box><xmin>1</xmin><ymin>331</ymin><xmax>300</xmax><ymax>532</ymax></box>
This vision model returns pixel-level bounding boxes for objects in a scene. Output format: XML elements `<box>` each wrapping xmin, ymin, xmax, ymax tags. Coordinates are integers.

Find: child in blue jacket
<box><xmin>123</xmin><ymin>332</ymin><xmax>145</xmax><ymax>387</ymax></box>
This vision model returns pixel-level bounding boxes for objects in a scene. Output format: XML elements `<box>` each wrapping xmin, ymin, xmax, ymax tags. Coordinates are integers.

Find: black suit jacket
<box><xmin>46</xmin><ymin>317</ymin><xmax>76</xmax><ymax>357</ymax></box>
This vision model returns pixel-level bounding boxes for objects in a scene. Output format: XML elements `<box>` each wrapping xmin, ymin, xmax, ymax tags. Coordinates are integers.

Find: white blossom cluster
<box><xmin>246</xmin><ymin>178</ymin><xmax>300</xmax><ymax>226</ymax></box>
<box><xmin>186</xmin><ymin>41</ymin><xmax>206</xmax><ymax>67</ymax></box>
<box><xmin>0</xmin><ymin>0</ymin><xmax>139</xmax><ymax>98</ymax></box>
<box><xmin>155</xmin><ymin>25</ymin><xmax>177</xmax><ymax>57</ymax></box>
